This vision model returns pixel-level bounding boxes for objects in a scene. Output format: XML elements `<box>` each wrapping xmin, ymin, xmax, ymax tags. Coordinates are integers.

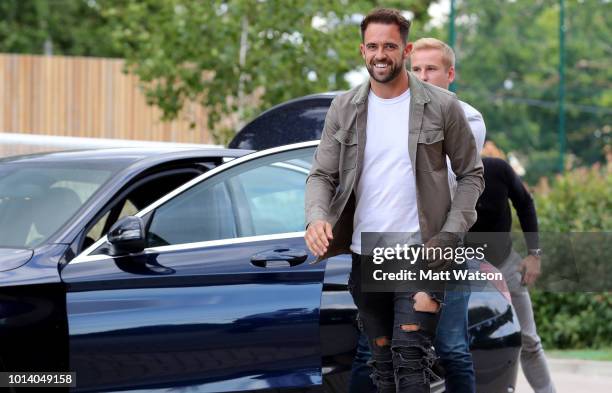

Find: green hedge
<box><xmin>535</xmin><ymin>164</ymin><xmax>611</xmax><ymax>232</ymax></box>
<box><xmin>529</xmin><ymin>164</ymin><xmax>612</xmax><ymax>349</ymax></box>
<box><xmin>531</xmin><ymin>292</ymin><xmax>612</xmax><ymax>349</ymax></box>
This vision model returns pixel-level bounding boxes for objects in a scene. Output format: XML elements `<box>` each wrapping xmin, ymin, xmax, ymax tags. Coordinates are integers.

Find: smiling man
<box><xmin>305</xmin><ymin>8</ymin><xmax>484</xmax><ymax>393</ymax></box>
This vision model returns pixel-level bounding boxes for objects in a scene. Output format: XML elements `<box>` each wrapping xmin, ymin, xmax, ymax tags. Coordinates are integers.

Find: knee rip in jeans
<box><xmin>400</xmin><ymin>292</ymin><xmax>441</xmax><ymax>333</ymax></box>
<box><xmin>374</xmin><ymin>336</ymin><xmax>390</xmax><ymax>347</ymax></box>
<box><xmin>413</xmin><ymin>291</ymin><xmax>441</xmax><ymax>313</ymax></box>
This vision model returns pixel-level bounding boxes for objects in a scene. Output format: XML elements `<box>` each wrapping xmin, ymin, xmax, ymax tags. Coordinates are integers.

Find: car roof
<box><xmin>0</xmin><ymin>147</ymin><xmax>251</xmax><ymax>168</ymax></box>
<box><xmin>229</xmin><ymin>92</ymin><xmax>338</xmax><ymax>150</ymax></box>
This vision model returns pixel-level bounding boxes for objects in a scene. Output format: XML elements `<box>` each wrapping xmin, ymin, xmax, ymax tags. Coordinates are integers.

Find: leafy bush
<box><xmin>535</xmin><ymin>163</ymin><xmax>611</xmax><ymax>232</ymax></box>
<box><xmin>529</xmin><ymin>163</ymin><xmax>612</xmax><ymax>349</ymax></box>
<box><xmin>531</xmin><ymin>292</ymin><xmax>612</xmax><ymax>349</ymax></box>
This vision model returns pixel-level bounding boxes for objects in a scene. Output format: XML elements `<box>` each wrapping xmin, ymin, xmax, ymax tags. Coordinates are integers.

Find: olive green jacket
<box><xmin>305</xmin><ymin>72</ymin><xmax>484</xmax><ymax>261</ymax></box>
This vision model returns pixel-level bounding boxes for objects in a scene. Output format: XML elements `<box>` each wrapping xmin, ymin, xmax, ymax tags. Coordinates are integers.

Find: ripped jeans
<box><xmin>349</xmin><ymin>253</ymin><xmax>442</xmax><ymax>393</ymax></box>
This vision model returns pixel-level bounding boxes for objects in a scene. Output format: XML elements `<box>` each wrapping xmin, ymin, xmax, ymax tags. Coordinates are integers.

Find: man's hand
<box><xmin>518</xmin><ymin>255</ymin><xmax>541</xmax><ymax>286</ymax></box>
<box><xmin>424</xmin><ymin>232</ymin><xmax>460</xmax><ymax>271</ymax></box>
<box><xmin>305</xmin><ymin>220</ymin><xmax>333</xmax><ymax>257</ymax></box>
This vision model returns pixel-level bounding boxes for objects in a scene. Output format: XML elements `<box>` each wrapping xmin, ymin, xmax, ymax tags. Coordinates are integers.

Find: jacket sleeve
<box><xmin>504</xmin><ymin>160</ymin><xmax>539</xmax><ymax>249</ymax></box>
<box><xmin>305</xmin><ymin>99</ymin><xmax>341</xmax><ymax>228</ymax></box>
<box><xmin>441</xmin><ymin>97</ymin><xmax>485</xmax><ymax>235</ymax></box>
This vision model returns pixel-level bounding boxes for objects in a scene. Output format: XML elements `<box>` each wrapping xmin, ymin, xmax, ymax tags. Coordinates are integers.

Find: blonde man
<box><xmin>407</xmin><ymin>37</ymin><xmax>484</xmax><ymax>393</ymax></box>
<box><xmin>410</xmin><ymin>38</ymin><xmax>485</xmax><ymax>152</ymax></box>
<box><xmin>412</xmin><ymin>38</ymin><xmax>486</xmax><ymax>198</ymax></box>
<box><xmin>412</xmin><ymin>38</ymin><xmax>556</xmax><ymax>393</ymax></box>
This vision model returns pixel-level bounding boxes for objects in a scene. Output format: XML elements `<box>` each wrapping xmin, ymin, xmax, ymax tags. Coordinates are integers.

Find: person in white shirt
<box><xmin>410</xmin><ymin>37</ymin><xmax>485</xmax><ymax>393</ymax></box>
<box><xmin>410</xmin><ymin>38</ymin><xmax>485</xmax><ymax>195</ymax></box>
<box><xmin>346</xmin><ymin>35</ymin><xmax>486</xmax><ymax>393</ymax></box>
<box><xmin>412</xmin><ymin>38</ymin><xmax>557</xmax><ymax>393</ymax></box>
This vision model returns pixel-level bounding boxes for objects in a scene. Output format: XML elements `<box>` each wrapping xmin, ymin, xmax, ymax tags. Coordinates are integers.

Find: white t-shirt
<box><xmin>461</xmin><ymin>100</ymin><xmax>486</xmax><ymax>153</ymax></box>
<box><xmin>351</xmin><ymin>89</ymin><xmax>420</xmax><ymax>254</ymax></box>
<box><xmin>447</xmin><ymin>100</ymin><xmax>487</xmax><ymax>196</ymax></box>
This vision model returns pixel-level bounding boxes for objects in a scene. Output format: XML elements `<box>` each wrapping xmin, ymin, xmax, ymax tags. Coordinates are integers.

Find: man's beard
<box><xmin>366</xmin><ymin>59</ymin><xmax>404</xmax><ymax>83</ymax></box>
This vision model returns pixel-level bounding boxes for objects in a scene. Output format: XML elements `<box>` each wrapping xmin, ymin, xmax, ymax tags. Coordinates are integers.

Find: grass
<box><xmin>547</xmin><ymin>349</ymin><xmax>612</xmax><ymax>361</ymax></box>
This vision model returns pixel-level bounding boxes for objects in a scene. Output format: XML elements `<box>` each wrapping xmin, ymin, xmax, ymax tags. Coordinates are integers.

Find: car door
<box><xmin>62</xmin><ymin>144</ymin><xmax>325</xmax><ymax>392</ymax></box>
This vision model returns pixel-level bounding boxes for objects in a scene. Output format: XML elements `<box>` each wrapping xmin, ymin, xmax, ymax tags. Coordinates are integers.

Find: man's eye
<box><xmin>412</xmin><ymin>67</ymin><xmax>420</xmax><ymax>72</ymax></box>
<box><xmin>384</xmin><ymin>44</ymin><xmax>396</xmax><ymax>49</ymax></box>
<box><xmin>366</xmin><ymin>45</ymin><xmax>377</xmax><ymax>50</ymax></box>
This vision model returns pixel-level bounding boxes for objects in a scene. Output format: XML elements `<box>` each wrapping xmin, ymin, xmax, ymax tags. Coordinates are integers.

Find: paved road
<box><xmin>515</xmin><ymin>358</ymin><xmax>612</xmax><ymax>393</ymax></box>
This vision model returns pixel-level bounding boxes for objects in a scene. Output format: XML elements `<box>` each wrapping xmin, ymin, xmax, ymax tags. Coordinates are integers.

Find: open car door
<box><xmin>62</xmin><ymin>145</ymin><xmax>326</xmax><ymax>392</ymax></box>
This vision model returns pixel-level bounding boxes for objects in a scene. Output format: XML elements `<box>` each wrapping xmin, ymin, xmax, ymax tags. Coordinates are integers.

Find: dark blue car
<box><xmin>0</xmin><ymin>95</ymin><xmax>521</xmax><ymax>392</ymax></box>
<box><xmin>0</xmin><ymin>143</ymin><xmax>361</xmax><ymax>392</ymax></box>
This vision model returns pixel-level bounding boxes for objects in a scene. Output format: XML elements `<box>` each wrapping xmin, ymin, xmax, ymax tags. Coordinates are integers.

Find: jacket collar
<box><xmin>350</xmin><ymin>71</ymin><xmax>431</xmax><ymax>105</ymax></box>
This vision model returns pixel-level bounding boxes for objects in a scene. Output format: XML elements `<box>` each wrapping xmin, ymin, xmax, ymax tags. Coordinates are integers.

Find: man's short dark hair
<box><xmin>361</xmin><ymin>8</ymin><xmax>411</xmax><ymax>43</ymax></box>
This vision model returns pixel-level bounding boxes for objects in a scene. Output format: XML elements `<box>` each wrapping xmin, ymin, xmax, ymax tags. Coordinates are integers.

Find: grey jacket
<box><xmin>305</xmin><ymin>72</ymin><xmax>484</xmax><ymax>261</ymax></box>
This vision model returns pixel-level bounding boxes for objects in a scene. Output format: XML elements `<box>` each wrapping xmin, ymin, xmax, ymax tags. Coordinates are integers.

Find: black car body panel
<box><xmin>63</xmin><ymin>236</ymin><xmax>325</xmax><ymax>392</ymax></box>
<box><xmin>229</xmin><ymin>93</ymin><xmax>336</xmax><ymax>151</ymax></box>
<box><xmin>0</xmin><ymin>248</ymin><xmax>34</xmax><ymax>271</ymax></box>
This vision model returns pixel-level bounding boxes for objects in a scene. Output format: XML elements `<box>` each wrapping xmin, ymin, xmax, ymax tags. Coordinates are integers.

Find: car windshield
<box><xmin>0</xmin><ymin>163</ymin><xmax>114</xmax><ymax>248</ymax></box>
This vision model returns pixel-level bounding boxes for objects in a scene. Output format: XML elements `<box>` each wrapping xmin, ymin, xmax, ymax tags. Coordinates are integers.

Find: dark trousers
<box><xmin>349</xmin><ymin>332</ymin><xmax>377</xmax><ymax>393</ymax></box>
<box><xmin>348</xmin><ymin>253</ymin><xmax>441</xmax><ymax>393</ymax></box>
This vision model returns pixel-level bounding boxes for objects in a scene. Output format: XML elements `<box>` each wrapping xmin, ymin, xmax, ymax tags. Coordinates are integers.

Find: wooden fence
<box><xmin>0</xmin><ymin>53</ymin><xmax>213</xmax><ymax>144</ymax></box>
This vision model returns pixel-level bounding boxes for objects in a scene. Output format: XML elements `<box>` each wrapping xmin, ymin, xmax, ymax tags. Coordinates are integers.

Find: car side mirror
<box><xmin>107</xmin><ymin>216</ymin><xmax>146</xmax><ymax>256</ymax></box>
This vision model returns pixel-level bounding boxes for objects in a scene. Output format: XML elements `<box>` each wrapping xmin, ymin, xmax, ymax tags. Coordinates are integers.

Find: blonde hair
<box><xmin>411</xmin><ymin>37</ymin><xmax>455</xmax><ymax>71</ymax></box>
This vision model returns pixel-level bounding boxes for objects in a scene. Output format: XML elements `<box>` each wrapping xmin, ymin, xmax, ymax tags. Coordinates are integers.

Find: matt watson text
<box><xmin>372</xmin><ymin>269</ymin><xmax>502</xmax><ymax>282</ymax></box>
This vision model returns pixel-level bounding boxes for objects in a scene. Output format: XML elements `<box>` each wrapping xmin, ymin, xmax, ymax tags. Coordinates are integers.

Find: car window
<box><xmin>233</xmin><ymin>163</ymin><xmax>308</xmax><ymax>236</ymax></box>
<box><xmin>81</xmin><ymin>170</ymin><xmax>202</xmax><ymax>252</ymax></box>
<box><xmin>147</xmin><ymin>182</ymin><xmax>236</xmax><ymax>247</ymax></box>
<box><xmin>0</xmin><ymin>166</ymin><xmax>112</xmax><ymax>248</ymax></box>
<box><xmin>86</xmin><ymin>211</ymin><xmax>110</xmax><ymax>242</ymax></box>
<box><xmin>145</xmin><ymin>147</ymin><xmax>315</xmax><ymax>247</ymax></box>
<box><xmin>118</xmin><ymin>199</ymin><xmax>139</xmax><ymax>218</ymax></box>
<box><xmin>85</xmin><ymin>200</ymin><xmax>138</xmax><ymax>244</ymax></box>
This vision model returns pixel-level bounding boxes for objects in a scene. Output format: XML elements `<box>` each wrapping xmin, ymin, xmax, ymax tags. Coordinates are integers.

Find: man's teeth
<box><xmin>375</xmin><ymin>63</ymin><xmax>388</xmax><ymax>68</ymax></box>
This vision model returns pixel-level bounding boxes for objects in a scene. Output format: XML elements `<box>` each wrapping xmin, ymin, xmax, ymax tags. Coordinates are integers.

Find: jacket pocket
<box><xmin>333</xmin><ymin>129</ymin><xmax>357</xmax><ymax>172</ymax></box>
<box><xmin>416</xmin><ymin>128</ymin><xmax>445</xmax><ymax>172</ymax></box>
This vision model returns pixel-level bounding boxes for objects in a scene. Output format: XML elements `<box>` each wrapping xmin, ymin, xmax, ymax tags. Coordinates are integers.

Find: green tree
<box><xmin>424</xmin><ymin>0</ymin><xmax>611</xmax><ymax>181</ymax></box>
<box><xmin>0</xmin><ymin>0</ymin><xmax>120</xmax><ymax>57</ymax></box>
<box><xmin>100</xmin><ymin>0</ymin><xmax>433</xmax><ymax>143</ymax></box>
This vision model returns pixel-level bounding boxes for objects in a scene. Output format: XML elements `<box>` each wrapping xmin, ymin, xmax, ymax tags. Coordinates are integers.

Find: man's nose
<box><xmin>418</xmin><ymin>70</ymin><xmax>428</xmax><ymax>81</ymax></box>
<box><xmin>375</xmin><ymin>47</ymin><xmax>386</xmax><ymax>59</ymax></box>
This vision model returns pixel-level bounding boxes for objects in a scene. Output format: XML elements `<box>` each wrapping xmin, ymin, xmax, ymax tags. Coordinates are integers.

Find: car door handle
<box><xmin>250</xmin><ymin>248</ymin><xmax>308</xmax><ymax>268</ymax></box>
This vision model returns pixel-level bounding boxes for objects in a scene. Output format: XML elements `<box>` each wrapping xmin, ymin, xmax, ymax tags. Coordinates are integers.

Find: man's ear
<box><xmin>403</xmin><ymin>42</ymin><xmax>413</xmax><ymax>59</ymax></box>
<box><xmin>448</xmin><ymin>65</ymin><xmax>456</xmax><ymax>84</ymax></box>
<box><xmin>360</xmin><ymin>43</ymin><xmax>366</xmax><ymax>59</ymax></box>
